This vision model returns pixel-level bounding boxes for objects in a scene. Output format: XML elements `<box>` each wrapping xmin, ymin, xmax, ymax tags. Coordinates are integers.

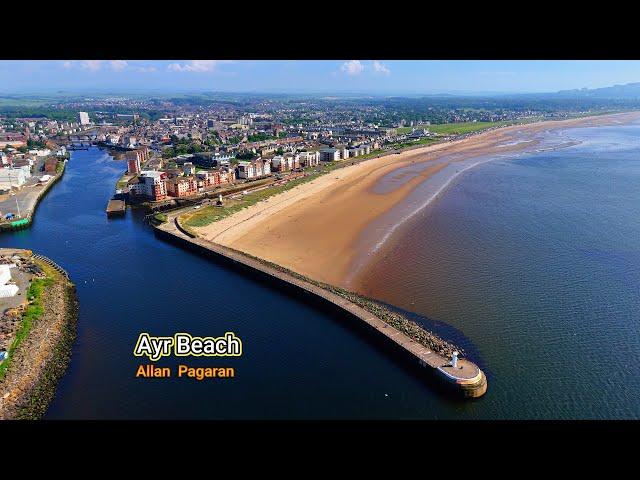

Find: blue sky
<box><xmin>2</xmin><ymin>60</ymin><xmax>640</xmax><ymax>94</ymax></box>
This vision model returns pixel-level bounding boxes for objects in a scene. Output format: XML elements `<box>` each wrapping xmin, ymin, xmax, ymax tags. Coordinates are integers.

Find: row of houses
<box><xmin>237</xmin><ymin>158</ymin><xmax>270</xmax><ymax>179</ymax></box>
<box><xmin>319</xmin><ymin>144</ymin><xmax>372</xmax><ymax>162</ymax></box>
<box><xmin>127</xmin><ymin>165</ymin><xmax>237</xmax><ymax>201</ymax></box>
<box><xmin>127</xmin><ymin>142</ymin><xmax>367</xmax><ymax>201</ymax></box>
<box><xmin>238</xmin><ymin>150</ymin><xmax>324</xmax><ymax>179</ymax></box>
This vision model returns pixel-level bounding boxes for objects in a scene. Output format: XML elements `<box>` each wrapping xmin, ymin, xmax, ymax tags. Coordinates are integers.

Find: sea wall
<box><xmin>156</xmin><ymin>222</ymin><xmax>487</xmax><ymax>398</ymax></box>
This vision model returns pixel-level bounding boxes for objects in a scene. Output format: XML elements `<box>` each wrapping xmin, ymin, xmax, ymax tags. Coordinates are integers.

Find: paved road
<box><xmin>0</xmin><ymin>181</ymin><xmax>45</xmax><ymax>219</ymax></box>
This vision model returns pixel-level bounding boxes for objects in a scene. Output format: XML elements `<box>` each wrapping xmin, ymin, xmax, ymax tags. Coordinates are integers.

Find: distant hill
<box><xmin>556</xmin><ymin>82</ymin><xmax>640</xmax><ymax>99</ymax></box>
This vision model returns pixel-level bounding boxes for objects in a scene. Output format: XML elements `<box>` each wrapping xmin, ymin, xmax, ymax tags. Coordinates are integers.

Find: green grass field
<box><xmin>182</xmin><ymin>172</ymin><xmax>324</xmax><ymax>228</ymax></box>
<box><xmin>428</xmin><ymin>121</ymin><xmax>506</xmax><ymax>135</ymax></box>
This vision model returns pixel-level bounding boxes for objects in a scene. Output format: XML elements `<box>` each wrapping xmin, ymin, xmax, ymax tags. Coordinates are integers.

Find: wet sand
<box><xmin>193</xmin><ymin>111</ymin><xmax>640</xmax><ymax>289</ymax></box>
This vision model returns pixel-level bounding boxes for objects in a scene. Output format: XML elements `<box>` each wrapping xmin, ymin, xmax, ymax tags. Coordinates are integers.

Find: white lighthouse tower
<box><xmin>450</xmin><ymin>351</ymin><xmax>459</xmax><ymax>368</ymax></box>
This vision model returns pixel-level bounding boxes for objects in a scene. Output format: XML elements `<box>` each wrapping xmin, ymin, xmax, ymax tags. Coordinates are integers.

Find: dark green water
<box><xmin>1</xmin><ymin>121</ymin><xmax>638</xmax><ymax>419</ymax></box>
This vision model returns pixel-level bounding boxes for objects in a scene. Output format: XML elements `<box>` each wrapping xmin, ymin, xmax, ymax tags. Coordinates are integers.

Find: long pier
<box><xmin>155</xmin><ymin>218</ymin><xmax>487</xmax><ymax>398</ymax></box>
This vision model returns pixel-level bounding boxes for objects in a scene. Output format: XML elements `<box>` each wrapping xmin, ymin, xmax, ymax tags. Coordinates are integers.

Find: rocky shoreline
<box><xmin>0</xmin><ymin>253</ymin><xmax>78</xmax><ymax>420</ymax></box>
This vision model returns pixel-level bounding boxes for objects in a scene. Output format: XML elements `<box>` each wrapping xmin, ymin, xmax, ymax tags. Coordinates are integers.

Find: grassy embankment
<box><xmin>153</xmin><ymin>213</ymin><xmax>168</xmax><ymax>223</ymax></box>
<box><xmin>391</xmin><ymin>121</ymin><xmax>507</xmax><ymax>149</ymax></box>
<box><xmin>395</xmin><ymin>126</ymin><xmax>414</xmax><ymax>135</ymax></box>
<box><xmin>116</xmin><ymin>172</ymin><xmax>133</xmax><ymax>190</ymax></box>
<box><xmin>396</xmin><ymin>121</ymin><xmax>504</xmax><ymax>137</ymax></box>
<box><xmin>429</xmin><ymin>121</ymin><xmax>507</xmax><ymax>135</ymax></box>
<box><xmin>0</xmin><ymin>275</ymin><xmax>52</xmax><ymax>380</ymax></box>
<box><xmin>391</xmin><ymin>137</ymin><xmax>439</xmax><ymax>149</ymax></box>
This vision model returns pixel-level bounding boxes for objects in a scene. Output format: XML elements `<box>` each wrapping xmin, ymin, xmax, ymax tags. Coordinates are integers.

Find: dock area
<box><xmin>106</xmin><ymin>199</ymin><xmax>126</xmax><ymax>217</ymax></box>
<box><xmin>0</xmin><ymin>160</ymin><xmax>66</xmax><ymax>233</ymax></box>
<box><xmin>155</xmin><ymin>215</ymin><xmax>487</xmax><ymax>398</ymax></box>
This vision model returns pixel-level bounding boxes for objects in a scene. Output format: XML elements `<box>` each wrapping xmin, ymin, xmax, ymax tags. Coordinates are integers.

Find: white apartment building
<box><xmin>79</xmin><ymin>112</ymin><xmax>90</xmax><ymax>125</ymax></box>
<box><xmin>236</xmin><ymin>161</ymin><xmax>256</xmax><ymax>179</ymax></box>
<box><xmin>183</xmin><ymin>162</ymin><xmax>197</xmax><ymax>176</ymax></box>
<box><xmin>0</xmin><ymin>168</ymin><xmax>27</xmax><ymax>190</ymax></box>
<box><xmin>28</xmin><ymin>149</ymin><xmax>51</xmax><ymax>157</ymax></box>
<box><xmin>298</xmin><ymin>151</ymin><xmax>320</xmax><ymax>167</ymax></box>
<box><xmin>129</xmin><ymin>171</ymin><xmax>167</xmax><ymax>200</ymax></box>
<box><xmin>255</xmin><ymin>158</ymin><xmax>271</xmax><ymax>176</ymax></box>
<box><xmin>319</xmin><ymin>148</ymin><xmax>341</xmax><ymax>162</ymax></box>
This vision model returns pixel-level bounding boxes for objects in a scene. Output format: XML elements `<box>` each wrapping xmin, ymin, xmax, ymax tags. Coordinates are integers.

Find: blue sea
<box><xmin>357</xmin><ymin>123</ymin><xmax>640</xmax><ymax>419</ymax></box>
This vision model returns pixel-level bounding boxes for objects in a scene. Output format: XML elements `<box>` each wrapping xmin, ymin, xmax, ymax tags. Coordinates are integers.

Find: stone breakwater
<box><xmin>0</xmin><ymin>250</ymin><xmax>78</xmax><ymax>420</ymax></box>
<box><xmin>157</xmin><ymin>219</ymin><xmax>486</xmax><ymax>398</ymax></box>
<box><xmin>246</xmin><ymin>252</ymin><xmax>464</xmax><ymax>359</ymax></box>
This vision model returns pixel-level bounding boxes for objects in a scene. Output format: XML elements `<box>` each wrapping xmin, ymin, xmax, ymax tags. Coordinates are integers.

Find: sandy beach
<box><xmin>192</xmin><ymin>111</ymin><xmax>640</xmax><ymax>289</ymax></box>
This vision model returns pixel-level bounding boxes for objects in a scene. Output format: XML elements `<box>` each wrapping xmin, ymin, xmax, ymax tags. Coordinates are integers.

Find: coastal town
<box><xmin>6</xmin><ymin>108</ymin><xmax>432</xmax><ymax>207</ymax></box>
<box><xmin>1</xmin><ymin>92</ymin><xmax>606</xmax><ymax>218</ymax></box>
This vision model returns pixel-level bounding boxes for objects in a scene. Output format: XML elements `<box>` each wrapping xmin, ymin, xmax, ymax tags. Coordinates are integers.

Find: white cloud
<box><xmin>110</xmin><ymin>60</ymin><xmax>128</xmax><ymax>71</ymax></box>
<box><xmin>136</xmin><ymin>66</ymin><xmax>157</xmax><ymax>73</ymax></box>
<box><xmin>340</xmin><ymin>60</ymin><xmax>365</xmax><ymax>76</ymax></box>
<box><xmin>62</xmin><ymin>61</ymin><xmax>74</xmax><ymax>69</ymax></box>
<box><xmin>372</xmin><ymin>60</ymin><xmax>390</xmax><ymax>75</ymax></box>
<box><xmin>80</xmin><ymin>60</ymin><xmax>102</xmax><ymax>71</ymax></box>
<box><xmin>167</xmin><ymin>60</ymin><xmax>219</xmax><ymax>72</ymax></box>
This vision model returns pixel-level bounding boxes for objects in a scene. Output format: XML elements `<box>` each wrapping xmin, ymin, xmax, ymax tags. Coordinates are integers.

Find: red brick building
<box><xmin>125</xmin><ymin>147</ymin><xmax>149</xmax><ymax>175</ymax></box>
<box><xmin>127</xmin><ymin>156</ymin><xmax>141</xmax><ymax>175</ymax></box>
<box><xmin>165</xmin><ymin>176</ymin><xmax>197</xmax><ymax>198</ymax></box>
<box><xmin>44</xmin><ymin>157</ymin><xmax>58</xmax><ymax>173</ymax></box>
